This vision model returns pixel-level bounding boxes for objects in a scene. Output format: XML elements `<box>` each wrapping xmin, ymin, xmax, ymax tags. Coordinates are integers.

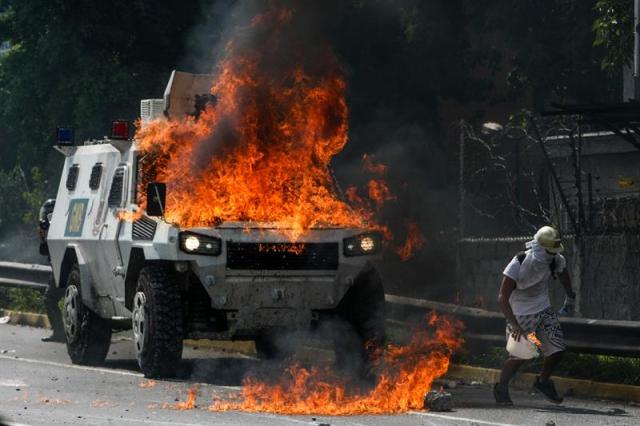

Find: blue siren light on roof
<box><xmin>56</xmin><ymin>127</ymin><xmax>74</xmax><ymax>145</ymax></box>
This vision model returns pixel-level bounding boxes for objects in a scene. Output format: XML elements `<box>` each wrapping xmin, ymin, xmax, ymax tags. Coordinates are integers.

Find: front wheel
<box><xmin>133</xmin><ymin>264</ymin><xmax>183</xmax><ymax>378</ymax></box>
<box><xmin>333</xmin><ymin>266</ymin><xmax>386</xmax><ymax>379</ymax></box>
<box><xmin>63</xmin><ymin>266</ymin><xmax>112</xmax><ymax>365</ymax></box>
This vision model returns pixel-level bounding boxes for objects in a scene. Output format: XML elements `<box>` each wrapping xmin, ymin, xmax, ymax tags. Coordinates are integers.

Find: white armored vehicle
<box><xmin>47</xmin><ymin>71</ymin><xmax>385</xmax><ymax>378</ymax></box>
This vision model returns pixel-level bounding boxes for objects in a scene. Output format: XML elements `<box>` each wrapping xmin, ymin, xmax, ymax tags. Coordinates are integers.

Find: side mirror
<box><xmin>146</xmin><ymin>182</ymin><xmax>166</xmax><ymax>217</ymax></box>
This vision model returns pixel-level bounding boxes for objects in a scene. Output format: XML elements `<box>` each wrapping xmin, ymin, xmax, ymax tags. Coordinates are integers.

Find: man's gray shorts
<box><xmin>506</xmin><ymin>306</ymin><xmax>566</xmax><ymax>358</ymax></box>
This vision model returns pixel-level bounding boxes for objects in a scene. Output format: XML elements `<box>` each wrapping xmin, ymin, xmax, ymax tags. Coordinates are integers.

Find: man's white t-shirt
<box><xmin>503</xmin><ymin>249</ymin><xmax>566</xmax><ymax>316</ymax></box>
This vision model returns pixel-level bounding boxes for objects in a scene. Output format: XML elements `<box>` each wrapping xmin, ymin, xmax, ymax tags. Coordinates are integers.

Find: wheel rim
<box><xmin>63</xmin><ymin>285</ymin><xmax>79</xmax><ymax>342</ymax></box>
<box><xmin>132</xmin><ymin>291</ymin><xmax>147</xmax><ymax>360</ymax></box>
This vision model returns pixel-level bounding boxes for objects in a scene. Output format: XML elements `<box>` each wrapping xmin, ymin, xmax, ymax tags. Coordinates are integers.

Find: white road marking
<box><xmin>0</xmin><ymin>379</ymin><xmax>27</xmax><ymax>387</ymax></box>
<box><xmin>84</xmin><ymin>412</ymin><xmax>318</xmax><ymax>425</ymax></box>
<box><xmin>235</xmin><ymin>412</ymin><xmax>318</xmax><ymax>424</ymax></box>
<box><xmin>410</xmin><ymin>411</ymin><xmax>519</xmax><ymax>426</ymax></box>
<box><xmin>81</xmin><ymin>415</ymin><xmax>210</xmax><ymax>426</ymax></box>
<box><xmin>0</xmin><ymin>354</ymin><xmax>242</xmax><ymax>391</ymax></box>
<box><xmin>0</xmin><ymin>354</ymin><xmax>143</xmax><ymax>377</ymax></box>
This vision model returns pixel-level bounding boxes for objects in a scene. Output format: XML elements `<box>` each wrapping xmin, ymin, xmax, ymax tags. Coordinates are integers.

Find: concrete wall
<box><xmin>458</xmin><ymin>235</ymin><xmax>640</xmax><ymax>321</ymax></box>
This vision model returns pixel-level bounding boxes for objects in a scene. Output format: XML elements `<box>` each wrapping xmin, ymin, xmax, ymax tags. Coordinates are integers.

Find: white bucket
<box><xmin>506</xmin><ymin>334</ymin><xmax>539</xmax><ymax>359</ymax></box>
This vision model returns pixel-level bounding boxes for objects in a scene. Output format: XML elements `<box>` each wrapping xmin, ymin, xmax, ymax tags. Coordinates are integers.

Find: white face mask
<box><xmin>525</xmin><ymin>240</ymin><xmax>555</xmax><ymax>263</ymax></box>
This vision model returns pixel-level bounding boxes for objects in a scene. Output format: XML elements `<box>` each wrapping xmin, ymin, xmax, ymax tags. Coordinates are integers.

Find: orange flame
<box><xmin>362</xmin><ymin>153</ymin><xmax>388</xmax><ymax>176</ymax></box>
<box><xmin>139</xmin><ymin>380</ymin><xmax>157</xmax><ymax>389</ymax></box>
<box><xmin>210</xmin><ymin>314</ymin><xmax>463</xmax><ymax>415</ymax></box>
<box><xmin>134</xmin><ymin>4</ymin><xmax>423</xmax><ymax>259</ymax></box>
<box><xmin>176</xmin><ymin>387</ymin><xmax>198</xmax><ymax>410</ymax></box>
<box><xmin>39</xmin><ymin>397</ymin><xmax>71</xmax><ymax>405</ymax></box>
<box><xmin>395</xmin><ymin>221</ymin><xmax>426</xmax><ymax>261</ymax></box>
<box><xmin>118</xmin><ymin>209</ymin><xmax>143</xmax><ymax>222</ymax></box>
<box><xmin>527</xmin><ymin>332</ymin><xmax>542</xmax><ymax>348</ymax></box>
<box><xmin>136</xmin><ymin>7</ymin><xmax>369</xmax><ymax>240</ymax></box>
<box><xmin>258</xmin><ymin>243</ymin><xmax>305</xmax><ymax>255</ymax></box>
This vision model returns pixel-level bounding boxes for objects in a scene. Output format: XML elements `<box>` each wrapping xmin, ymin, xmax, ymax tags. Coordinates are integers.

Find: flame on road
<box><xmin>207</xmin><ymin>314</ymin><xmax>462</xmax><ymax>415</ymax></box>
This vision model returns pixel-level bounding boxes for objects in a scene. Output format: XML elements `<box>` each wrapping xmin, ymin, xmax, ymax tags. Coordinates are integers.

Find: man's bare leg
<box><xmin>540</xmin><ymin>351</ymin><xmax>564</xmax><ymax>382</ymax></box>
<box><xmin>500</xmin><ymin>358</ymin><xmax>526</xmax><ymax>385</ymax></box>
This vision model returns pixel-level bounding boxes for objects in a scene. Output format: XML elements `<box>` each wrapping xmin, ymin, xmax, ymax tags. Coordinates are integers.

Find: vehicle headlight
<box><xmin>343</xmin><ymin>232</ymin><xmax>382</xmax><ymax>257</ymax></box>
<box><xmin>179</xmin><ymin>232</ymin><xmax>222</xmax><ymax>256</ymax></box>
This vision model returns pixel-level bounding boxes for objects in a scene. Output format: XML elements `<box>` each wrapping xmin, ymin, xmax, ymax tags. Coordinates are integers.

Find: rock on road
<box><xmin>0</xmin><ymin>324</ymin><xmax>637</xmax><ymax>426</ymax></box>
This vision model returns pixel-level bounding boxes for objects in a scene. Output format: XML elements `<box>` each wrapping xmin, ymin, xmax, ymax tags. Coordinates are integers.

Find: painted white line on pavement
<box><xmin>410</xmin><ymin>411</ymin><xmax>519</xmax><ymax>426</ymax></box>
<box><xmin>235</xmin><ymin>412</ymin><xmax>318</xmax><ymax>425</ymax></box>
<box><xmin>81</xmin><ymin>415</ymin><xmax>210</xmax><ymax>426</ymax></box>
<box><xmin>85</xmin><ymin>412</ymin><xmax>318</xmax><ymax>426</ymax></box>
<box><xmin>0</xmin><ymin>354</ymin><xmax>242</xmax><ymax>391</ymax></box>
<box><xmin>0</xmin><ymin>354</ymin><xmax>143</xmax><ymax>377</ymax></box>
<box><xmin>0</xmin><ymin>379</ymin><xmax>27</xmax><ymax>387</ymax></box>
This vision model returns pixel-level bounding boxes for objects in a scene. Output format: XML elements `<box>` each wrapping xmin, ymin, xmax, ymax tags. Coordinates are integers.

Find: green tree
<box><xmin>593</xmin><ymin>0</ymin><xmax>634</xmax><ymax>72</ymax></box>
<box><xmin>466</xmin><ymin>0</ymin><xmax>615</xmax><ymax>110</ymax></box>
<box><xmin>0</xmin><ymin>0</ymin><xmax>209</xmax><ymax>172</ymax></box>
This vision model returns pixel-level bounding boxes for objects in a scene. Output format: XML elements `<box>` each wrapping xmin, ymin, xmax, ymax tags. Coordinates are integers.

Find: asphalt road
<box><xmin>0</xmin><ymin>324</ymin><xmax>637</xmax><ymax>426</ymax></box>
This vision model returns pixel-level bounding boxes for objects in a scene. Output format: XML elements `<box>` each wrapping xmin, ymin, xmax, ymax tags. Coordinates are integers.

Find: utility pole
<box><xmin>633</xmin><ymin>0</ymin><xmax>640</xmax><ymax>99</ymax></box>
<box><xmin>624</xmin><ymin>0</ymin><xmax>640</xmax><ymax>100</ymax></box>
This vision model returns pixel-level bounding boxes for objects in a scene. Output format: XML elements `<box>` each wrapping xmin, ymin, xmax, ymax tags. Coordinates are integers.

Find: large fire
<box><xmin>134</xmin><ymin>4</ymin><xmax>422</xmax><ymax>256</ymax></box>
<box><xmin>165</xmin><ymin>314</ymin><xmax>462</xmax><ymax>415</ymax></box>
<box><xmin>138</xmin><ymin>7</ymin><xmax>362</xmax><ymax>238</ymax></box>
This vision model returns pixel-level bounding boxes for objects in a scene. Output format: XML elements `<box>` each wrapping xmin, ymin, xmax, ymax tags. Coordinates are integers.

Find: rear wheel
<box><xmin>333</xmin><ymin>266</ymin><xmax>386</xmax><ymax>378</ymax></box>
<box><xmin>63</xmin><ymin>266</ymin><xmax>112</xmax><ymax>365</ymax></box>
<box><xmin>254</xmin><ymin>331</ymin><xmax>292</xmax><ymax>360</ymax></box>
<box><xmin>133</xmin><ymin>264</ymin><xmax>183</xmax><ymax>378</ymax></box>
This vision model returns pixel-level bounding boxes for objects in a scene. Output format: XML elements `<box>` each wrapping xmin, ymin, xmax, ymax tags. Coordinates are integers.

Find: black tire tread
<box><xmin>65</xmin><ymin>267</ymin><xmax>112</xmax><ymax>365</ymax></box>
<box><xmin>136</xmin><ymin>263</ymin><xmax>183</xmax><ymax>378</ymax></box>
<box><xmin>334</xmin><ymin>265</ymin><xmax>386</xmax><ymax>374</ymax></box>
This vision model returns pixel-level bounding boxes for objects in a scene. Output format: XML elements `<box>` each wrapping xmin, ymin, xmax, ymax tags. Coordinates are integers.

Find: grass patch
<box><xmin>455</xmin><ymin>347</ymin><xmax>640</xmax><ymax>386</ymax></box>
<box><xmin>0</xmin><ymin>287</ymin><xmax>45</xmax><ymax>314</ymax></box>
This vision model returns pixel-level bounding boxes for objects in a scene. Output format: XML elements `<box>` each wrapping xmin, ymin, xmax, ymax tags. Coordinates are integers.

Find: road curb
<box><xmin>0</xmin><ymin>308</ymin><xmax>51</xmax><ymax>329</ymax></box>
<box><xmin>445</xmin><ymin>364</ymin><xmax>640</xmax><ymax>404</ymax></box>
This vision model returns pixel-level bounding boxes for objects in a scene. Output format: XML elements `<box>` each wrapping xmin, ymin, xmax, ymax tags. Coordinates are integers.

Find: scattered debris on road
<box><xmin>138</xmin><ymin>380</ymin><xmax>157</xmax><ymax>389</ymax></box>
<box><xmin>424</xmin><ymin>389</ymin><xmax>453</xmax><ymax>412</ymax></box>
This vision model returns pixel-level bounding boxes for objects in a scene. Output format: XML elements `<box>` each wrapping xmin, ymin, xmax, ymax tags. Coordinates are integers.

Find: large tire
<box><xmin>254</xmin><ymin>334</ymin><xmax>279</xmax><ymax>360</ymax></box>
<box><xmin>254</xmin><ymin>330</ymin><xmax>292</xmax><ymax>360</ymax></box>
<box><xmin>132</xmin><ymin>264</ymin><xmax>183</xmax><ymax>378</ymax></box>
<box><xmin>62</xmin><ymin>266</ymin><xmax>112</xmax><ymax>365</ymax></box>
<box><xmin>333</xmin><ymin>265</ymin><xmax>386</xmax><ymax>378</ymax></box>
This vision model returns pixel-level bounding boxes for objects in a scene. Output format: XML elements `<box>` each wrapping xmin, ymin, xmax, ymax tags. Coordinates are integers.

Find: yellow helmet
<box><xmin>534</xmin><ymin>226</ymin><xmax>564</xmax><ymax>253</ymax></box>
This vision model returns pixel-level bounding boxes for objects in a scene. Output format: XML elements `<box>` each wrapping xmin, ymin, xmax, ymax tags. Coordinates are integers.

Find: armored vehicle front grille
<box><xmin>132</xmin><ymin>216</ymin><xmax>157</xmax><ymax>240</ymax></box>
<box><xmin>226</xmin><ymin>242</ymin><xmax>339</xmax><ymax>270</ymax></box>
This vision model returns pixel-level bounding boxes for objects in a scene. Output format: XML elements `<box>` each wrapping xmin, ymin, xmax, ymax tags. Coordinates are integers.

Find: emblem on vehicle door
<box><xmin>65</xmin><ymin>199</ymin><xmax>89</xmax><ymax>237</ymax></box>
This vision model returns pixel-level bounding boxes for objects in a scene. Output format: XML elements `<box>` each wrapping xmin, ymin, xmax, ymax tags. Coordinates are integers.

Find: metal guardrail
<box><xmin>0</xmin><ymin>261</ymin><xmax>49</xmax><ymax>292</ymax></box>
<box><xmin>386</xmin><ymin>294</ymin><xmax>640</xmax><ymax>358</ymax></box>
<box><xmin>1</xmin><ymin>261</ymin><xmax>639</xmax><ymax>357</ymax></box>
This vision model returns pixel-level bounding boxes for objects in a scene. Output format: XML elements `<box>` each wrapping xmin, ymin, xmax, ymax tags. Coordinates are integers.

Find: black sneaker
<box><xmin>493</xmin><ymin>383</ymin><xmax>513</xmax><ymax>405</ymax></box>
<box><xmin>534</xmin><ymin>377</ymin><xmax>563</xmax><ymax>404</ymax></box>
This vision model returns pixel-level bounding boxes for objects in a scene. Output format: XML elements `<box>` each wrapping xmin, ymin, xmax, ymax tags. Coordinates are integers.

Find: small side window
<box><xmin>66</xmin><ymin>164</ymin><xmax>79</xmax><ymax>191</ymax></box>
<box><xmin>108</xmin><ymin>167</ymin><xmax>126</xmax><ymax>208</ymax></box>
<box><xmin>89</xmin><ymin>163</ymin><xmax>103</xmax><ymax>190</ymax></box>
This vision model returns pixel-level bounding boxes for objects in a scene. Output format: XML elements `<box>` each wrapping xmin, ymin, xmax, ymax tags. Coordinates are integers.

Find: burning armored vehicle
<box><xmin>46</xmin><ymin>71</ymin><xmax>386</xmax><ymax>378</ymax></box>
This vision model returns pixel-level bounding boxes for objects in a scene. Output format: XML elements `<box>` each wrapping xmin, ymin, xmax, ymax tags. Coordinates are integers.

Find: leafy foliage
<box><xmin>467</xmin><ymin>0</ymin><xmax>614</xmax><ymax>109</ymax></box>
<box><xmin>594</xmin><ymin>0</ymin><xmax>634</xmax><ymax>72</ymax></box>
